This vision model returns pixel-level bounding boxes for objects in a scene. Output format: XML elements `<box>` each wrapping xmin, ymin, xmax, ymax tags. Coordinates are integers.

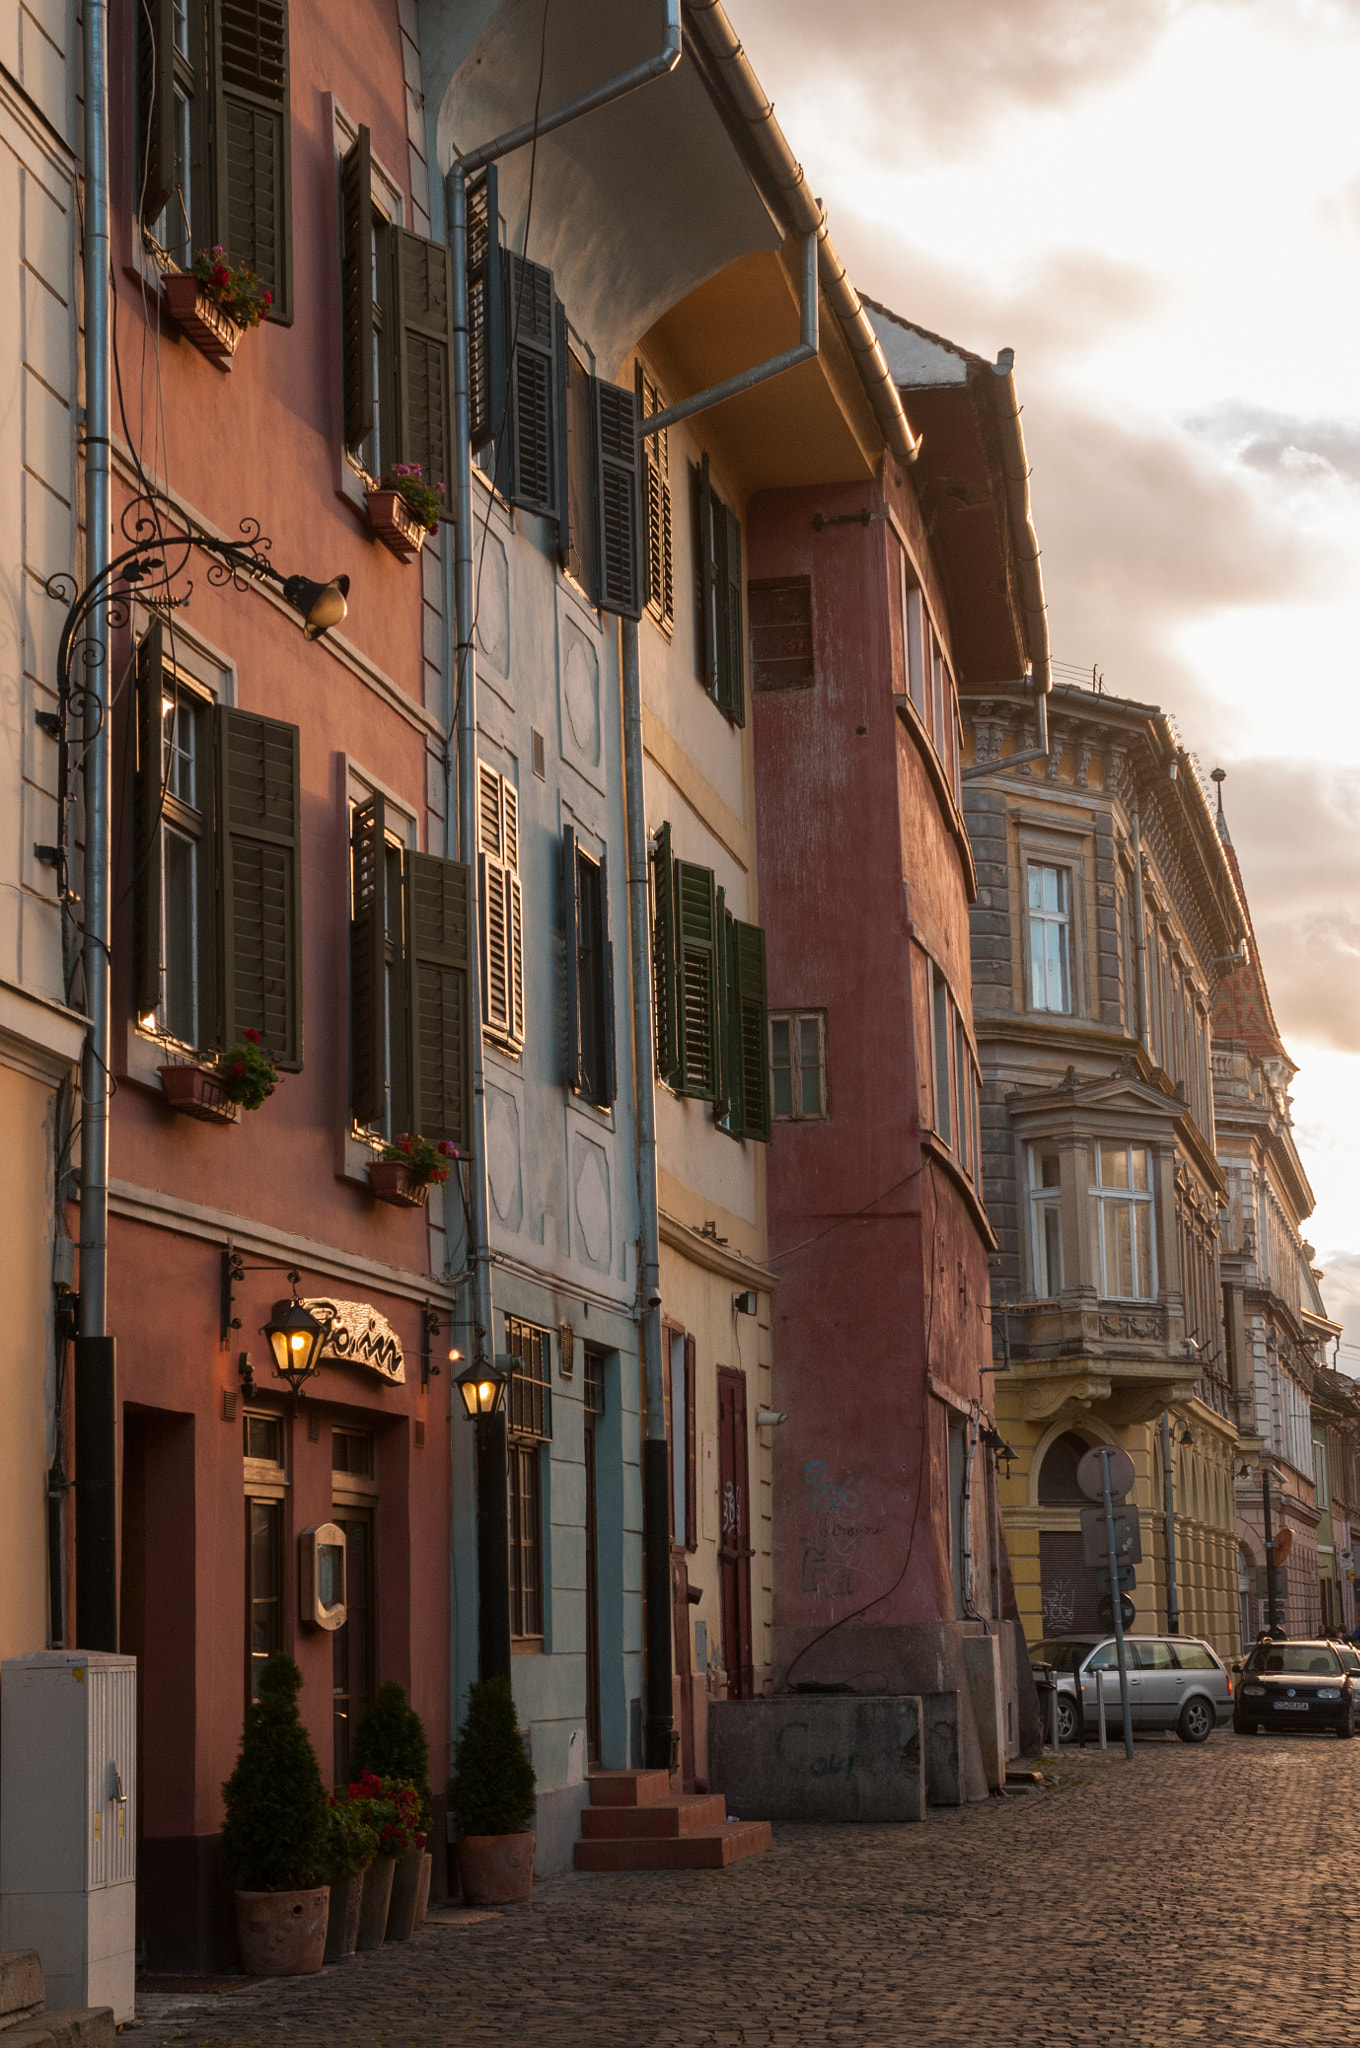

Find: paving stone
<box><xmin>138</xmin><ymin>1734</ymin><xmax>1360</xmax><ymax>2045</ymax></box>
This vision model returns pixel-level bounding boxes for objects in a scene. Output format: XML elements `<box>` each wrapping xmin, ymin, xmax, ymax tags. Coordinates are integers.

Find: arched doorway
<box><xmin>1037</xmin><ymin>1430</ymin><xmax>1102</xmax><ymax>1637</ymax></box>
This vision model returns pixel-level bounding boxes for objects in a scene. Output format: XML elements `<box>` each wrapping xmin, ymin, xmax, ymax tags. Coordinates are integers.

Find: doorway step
<box><xmin>573</xmin><ymin>1769</ymin><xmax>771</xmax><ymax>1872</ymax></box>
<box><xmin>0</xmin><ymin>1950</ymin><xmax>113</xmax><ymax>2045</ymax></box>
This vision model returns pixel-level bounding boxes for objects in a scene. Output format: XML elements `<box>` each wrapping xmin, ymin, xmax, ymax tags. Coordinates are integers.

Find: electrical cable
<box><xmin>767</xmin><ymin>1161</ymin><xmax>924</xmax><ymax>1265</ymax></box>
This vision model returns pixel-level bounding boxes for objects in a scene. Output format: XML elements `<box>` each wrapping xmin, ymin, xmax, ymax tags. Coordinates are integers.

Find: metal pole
<box><xmin>1049</xmin><ymin>1684</ymin><xmax>1059</xmax><ymax>1751</ymax></box>
<box><xmin>622</xmin><ymin>617</ymin><xmax>673</xmax><ymax>1771</ymax></box>
<box><xmin>1096</xmin><ymin>1668</ymin><xmax>1107</xmax><ymax>1750</ymax></box>
<box><xmin>1100</xmin><ymin>1447</ymin><xmax>1134</xmax><ymax>1760</ymax></box>
<box><xmin>75</xmin><ymin>0</ymin><xmax>117</xmax><ymax>1653</ymax></box>
<box><xmin>1263</xmin><ymin>1468</ymin><xmax>1280</xmax><ymax>1636</ymax></box>
<box><xmin>1162</xmin><ymin>1410</ymin><xmax>1180</xmax><ymax>1636</ymax></box>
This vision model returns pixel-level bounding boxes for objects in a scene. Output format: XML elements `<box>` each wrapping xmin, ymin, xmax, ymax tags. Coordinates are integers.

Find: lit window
<box><xmin>1090</xmin><ymin>1142</ymin><xmax>1156</xmax><ymax>1300</ymax></box>
<box><xmin>1028</xmin><ymin>864</ymin><xmax>1072</xmax><ymax>1013</ymax></box>
<box><xmin>770</xmin><ymin>1012</ymin><xmax>826</xmax><ymax>1120</ymax></box>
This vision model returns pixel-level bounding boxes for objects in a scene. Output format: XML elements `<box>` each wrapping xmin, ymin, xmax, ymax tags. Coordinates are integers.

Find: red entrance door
<box><xmin>717</xmin><ymin>1368</ymin><xmax>754</xmax><ymax>1698</ymax></box>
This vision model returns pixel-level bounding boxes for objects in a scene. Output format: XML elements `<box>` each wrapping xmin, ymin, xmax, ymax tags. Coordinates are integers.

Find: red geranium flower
<box><xmin>243</xmin><ymin>1026</ymin><xmax>260</xmax><ymax>1044</ymax></box>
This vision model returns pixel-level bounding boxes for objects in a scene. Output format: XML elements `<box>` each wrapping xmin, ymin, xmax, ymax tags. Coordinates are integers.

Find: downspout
<box><xmin>75</xmin><ymin>0</ymin><xmax>117</xmax><ymax>1651</ymax></box>
<box><xmin>1161</xmin><ymin>1409</ymin><xmax>1180</xmax><ymax>1635</ymax></box>
<box><xmin>444</xmin><ymin>0</ymin><xmax>682</xmax><ymax>1709</ymax></box>
<box><xmin>960</xmin><ymin>1407</ymin><xmax>985</xmax><ymax>1627</ymax></box>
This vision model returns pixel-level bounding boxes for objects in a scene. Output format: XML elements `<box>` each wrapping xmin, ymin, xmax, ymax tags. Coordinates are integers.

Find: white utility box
<box><xmin>0</xmin><ymin>1651</ymin><xmax>136</xmax><ymax>2025</ymax></box>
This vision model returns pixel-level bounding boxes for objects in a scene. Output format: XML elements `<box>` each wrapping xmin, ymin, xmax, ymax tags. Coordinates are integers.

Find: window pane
<box><xmin>247</xmin><ymin>1499</ymin><xmax>283</xmax><ymax>1700</ymax></box>
<box><xmin>162</xmin><ymin>827</ymin><xmax>197</xmax><ymax>1044</ymax></box>
<box><xmin>1034</xmin><ymin>1145</ymin><xmax>1060</xmax><ymax>1191</ymax></box>
<box><xmin>1133</xmin><ymin>1201</ymin><xmax>1153</xmax><ymax>1298</ymax></box>
<box><xmin>1130</xmin><ymin>1147</ymin><xmax>1150</xmax><ymax>1191</ymax></box>
<box><xmin>1042</xmin><ymin>1205</ymin><xmax>1063</xmax><ymax>1296</ymax></box>
<box><xmin>244</xmin><ymin>1413</ymin><xmax>283</xmax><ymax>1465</ymax></box>
<box><xmin>1107</xmin><ymin>1201</ymin><xmax>1134</xmax><ymax>1297</ymax></box>
<box><xmin>772</xmin><ymin>1066</ymin><xmax>793</xmax><ymax>1118</ymax></box>
<box><xmin>799</xmin><ymin>1061</ymin><xmax>821</xmax><ymax>1117</ymax></box>
<box><xmin>1099</xmin><ymin>1144</ymin><xmax>1130</xmax><ymax>1189</ymax></box>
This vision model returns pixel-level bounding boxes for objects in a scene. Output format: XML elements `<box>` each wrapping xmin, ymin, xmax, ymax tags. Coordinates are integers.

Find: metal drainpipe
<box><xmin>444</xmin><ymin>0</ymin><xmax>681</xmax><ymax>1709</ymax></box>
<box><xmin>1161</xmin><ymin>1409</ymin><xmax>1180</xmax><ymax>1636</ymax></box>
<box><xmin>1130</xmin><ymin>801</ymin><xmax>1151</xmax><ymax>1053</ymax></box>
<box><xmin>75</xmin><ymin>0</ymin><xmax>117</xmax><ymax>1653</ymax></box>
<box><xmin>621</xmin><ymin>617</ymin><xmax>672</xmax><ymax>1771</ymax></box>
<box><xmin>639</xmin><ymin>228</ymin><xmax>818</xmax><ymax>442</ymax></box>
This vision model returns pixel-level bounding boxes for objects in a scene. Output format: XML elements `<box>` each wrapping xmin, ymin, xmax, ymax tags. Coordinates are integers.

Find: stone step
<box><xmin>574</xmin><ymin>1819</ymin><xmax>773</xmax><ymax>1872</ymax></box>
<box><xmin>580</xmin><ymin>1792</ymin><xmax>729</xmax><ymax>1838</ymax></box>
<box><xmin>1</xmin><ymin>2012</ymin><xmax>116</xmax><ymax>2048</ymax></box>
<box><xmin>0</xmin><ymin>1952</ymin><xmax>44</xmax><ymax>2029</ymax></box>
<box><xmin>585</xmin><ymin>1769</ymin><xmax>674</xmax><ymax>1808</ymax></box>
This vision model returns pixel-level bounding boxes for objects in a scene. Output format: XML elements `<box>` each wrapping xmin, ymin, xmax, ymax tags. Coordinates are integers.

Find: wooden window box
<box><xmin>368</xmin><ymin>1161</ymin><xmax>429</xmax><ymax>1208</ymax></box>
<box><xmin>366</xmin><ymin>490</ymin><xmax>427</xmax><ymax>563</ymax></box>
<box><xmin>162</xmin><ymin>273</ymin><xmax>245</xmax><ymax>368</ymax></box>
<box><xmin>158</xmin><ymin>1062</ymin><xmax>239</xmax><ymax>1123</ymax></box>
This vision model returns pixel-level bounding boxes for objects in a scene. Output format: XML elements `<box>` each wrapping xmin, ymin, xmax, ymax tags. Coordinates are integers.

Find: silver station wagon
<box><xmin>1031</xmin><ymin>1634</ymin><xmax>1233</xmax><ymax>1744</ymax></box>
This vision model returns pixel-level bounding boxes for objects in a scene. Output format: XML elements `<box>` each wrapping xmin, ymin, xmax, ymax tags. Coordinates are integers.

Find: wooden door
<box><xmin>332</xmin><ymin>1509</ymin><xmax>375</xmax><ymax>1789</ymax></box>
<box><xmin>583</xmin><ymin>1404</ymin><xmax>602</xmax><ymax>1764</ymax></box>
<box><xmin>717</xmin><ymin>1368</ymin><xmax>754</xmax><ymax>1698</ymax></box>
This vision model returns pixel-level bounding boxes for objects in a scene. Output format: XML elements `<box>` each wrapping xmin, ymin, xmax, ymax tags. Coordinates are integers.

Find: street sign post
<box><xmin>1077</xmin><ymin>1444</ymin><xmax>1135</xmax><ymax>1503</ymax></box>
<box><xmin>1098</xmin><ymin>1445</ymin><xmax>1135</xmax><ymax>1760</ymax></box>
<box><xmin>1081</xmin><ymin>1503</ymin><xmax>1142</xmax><ymax>1568</ymax></box>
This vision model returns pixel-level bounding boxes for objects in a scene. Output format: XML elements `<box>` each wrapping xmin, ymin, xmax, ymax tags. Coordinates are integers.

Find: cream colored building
<box><xmin>0</xmin><ymin>7</ymin><xmax>87</xmax><ymax>1657</ymax></box>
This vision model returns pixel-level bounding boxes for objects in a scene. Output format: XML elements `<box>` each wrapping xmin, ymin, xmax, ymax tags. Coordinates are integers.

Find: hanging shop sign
<box><xmin>301</xmin><ymin>1299</ymin><xmax>405</xmax><ymax>1384</ymax></box>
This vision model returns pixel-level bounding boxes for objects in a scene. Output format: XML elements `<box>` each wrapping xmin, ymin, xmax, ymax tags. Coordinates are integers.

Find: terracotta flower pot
<box><xmin>158</xmin><ymin>1062</ymin><xmax>239</xmax><ymax>1124</ymax></box>
<box><xmin>356</xmin><ymin>1852</ymin><xmax>395</xmax><ymax>1951</ymax></box>
<box><xmin>366</xmin><ymin>489</ymin><xmax>427</xmax><ymax>563</ymax></box>
<box><xmin>235</xmin><ymin>1887</ymin><xmax>329</xmax><ymax>1976</ymax></box>
<box><xmin>385</xmin><ymin>1845</ymin><xmax>424</xmax><ymax>1942</ymax></box>
<box><xmin>413</xmin><ymin>1850</ymin><xmax>432</xmax><ymax>1929</ymax></box>
<box><xmin>323</xmin><ymin>1869</ymin><xmax>365</xmax><ymax>1963</ymax></box>
<box><xmin>163</xmin><ymin>271</ymin><xmax>245</xmax><ymax>366</ymax></box>
<box><xmin>458</xmin><ymin>1830</ymin><xmax>535</xmax><ymax>1906</ymax></box>
<box><xmin>368</xmin><ymin>1160</ymin><xmax>430</xmax><ymax>1209</ymax></box>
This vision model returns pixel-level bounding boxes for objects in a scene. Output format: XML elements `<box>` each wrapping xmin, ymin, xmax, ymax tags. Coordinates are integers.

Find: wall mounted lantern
<box><xmin>262</xmin><ymin>1273</ymin><xmax>327</xmax><ymax>1398</ymax></box>
<box><xmin>456</xmin><ymin>1354</ymin><xmax>509</xmax><ymax>1420</ymax></box>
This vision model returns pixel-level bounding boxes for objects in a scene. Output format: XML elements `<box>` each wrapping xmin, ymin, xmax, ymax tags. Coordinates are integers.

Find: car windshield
<box><xmin>1245</xmin><ymin>1642</ymin><xmax>1343</xmax><ymax>1677</ymax></box>
<box><xmin>1031</xmin><ymin>1640</ymin><xmax>1098</xmax><ymax>1671</ymax></box>
<box><xmin>1338</xmin><ymin>1647</ymin><xmax>1360</xmax><ymax>1673</ymax></box>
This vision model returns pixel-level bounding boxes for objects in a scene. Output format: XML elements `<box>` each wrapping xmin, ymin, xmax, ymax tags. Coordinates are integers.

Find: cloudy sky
<box><xmin>737</xmin><ymin>0</ymin><xmax>1360</xmax><ymax>1362</ymax></box>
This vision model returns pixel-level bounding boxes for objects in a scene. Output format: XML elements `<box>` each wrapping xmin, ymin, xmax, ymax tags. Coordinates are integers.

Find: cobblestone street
<box><xmin>138</xmin><ymin>1733</ymin><xmax>1360</xmax><ymax>2047</ymax></box>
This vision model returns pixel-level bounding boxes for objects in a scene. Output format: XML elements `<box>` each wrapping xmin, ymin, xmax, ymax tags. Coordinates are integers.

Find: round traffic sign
<box><xmin>1098</xmin><ymin>1591</ymin><xmax>1136</xmax><ymax>1631</ymax></box>
<box><xmin>1077</xmin><ymin>1444</ymin><xmax>1136</xmax><ymax>1502</ymax></box>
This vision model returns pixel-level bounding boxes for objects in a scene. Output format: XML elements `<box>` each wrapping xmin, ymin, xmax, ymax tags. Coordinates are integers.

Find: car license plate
<box><xmin>1274</xmin><ymin>1701</ymin><xmax>1309</xmax><ymax>1711</ymax></box>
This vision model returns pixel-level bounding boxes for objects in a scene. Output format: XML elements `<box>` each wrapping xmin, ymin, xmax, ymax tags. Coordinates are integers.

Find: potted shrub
<box><xmin>369</xmin><ymin>1133</ymin><xmax>457</xmax><ymax>1210</ymax></box>
<box><xmin>164</xmin><ymin>245</ymin><xmax>272</xmax><ymax>366</ymax></box>
<box><xmin>367</xmin><ymin>463</ymin><xmax>443</xmax><ymax>562</ymax></box>
<box><xmin>350</xmin><ymin>1683</ymin><xmax>434</xmax><ymax>1938</ymax></box>
<box><xmin>220</xmin><ymin>1655</ymin><xmax>331</xmax><ymax>1975</ymax></box>
<box><xmin>323</xmin><ymin>1791</ymin><xmax>378</xmax><ymax>1963</ymax></box>
<box><xmin>158</xmin><ymin>1027</ymin><xmax>279</xmax><ymax>1123</ymax></box>
<box><xmin>449</xmin><ymin>1677</ymin><xmax>537</xmax><ymax>1906</ymax></box>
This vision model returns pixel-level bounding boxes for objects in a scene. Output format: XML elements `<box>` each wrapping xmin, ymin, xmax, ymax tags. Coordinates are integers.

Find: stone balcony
<box><xmin>996</xmin><ymin>1298</ymin><xmax>1202</xmax><ymax>1426</ymax></box>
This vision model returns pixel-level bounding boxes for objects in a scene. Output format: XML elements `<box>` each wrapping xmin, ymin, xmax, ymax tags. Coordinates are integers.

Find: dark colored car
<box><xmin>1233</xmin><ymin>1639</ymin><xmax>1355</xmax><ymax>1737</ymax></box>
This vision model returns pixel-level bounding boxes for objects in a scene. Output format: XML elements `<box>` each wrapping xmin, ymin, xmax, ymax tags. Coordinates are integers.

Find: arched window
<box><xmin>1037</xmin><ymin>1430</ymin><xmax>1091</xmax><ymax>1504</ymax></box>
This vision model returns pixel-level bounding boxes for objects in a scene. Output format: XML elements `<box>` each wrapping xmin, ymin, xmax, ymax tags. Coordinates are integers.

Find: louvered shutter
<box><xmin>563</xmin><ymin>826</ymin><xmax>584</xmax><ymax>1092</ymax></box>
<box><xmin>721</xmin><ymin>506</ymin><xmax>746</xmax><ymax>728</ymax></box>
<box><xmin>599</xmin><ymin>852</ymin><xmax>617</xmax><ymax>1108</ymax></box>
<box><xmin>138</xmin><ymin>0</ymin><xmax>177</xmax><ymax>224</ymax></box>
<box><xmin>339</xmin><ymin>128</ymin><xmax>374</xmax><ymax>454</ymax></box>
<box><xmin>715</xmin><ymin>894</ymin><xmax>738</xmax><ymax>1133</ymax></box>
<box><xmin>651</xmin><ymin>821</ymin><xmax>678</xmax><ymax>1083</ymax></box>
<box><xmin>393</xmin><ymin>227</ymin><xmax>453</xmax><ymax>510</ymax></box>
<box><xmin>466</xmin><ymin>164</ymin><xmax>505</xmax><ymax>452</ymax></box>
<box><xmin>699</xmin><ymin>454</ymin><xmax>718</xmax><ymax>692</ymax></box>
<box><xmin>213</xmin><ymin>0</ymin><xmax>292</xmax><ymax>323</ymax></box>
<box><xmin>590</xmin><ymin>378</ymin><xmax>641</xmax><ymax>619</ymax></box>
<box><xmin>734</xmin><ymin>918</ymin><xmax>769</xmax><ymax>1141</ymax></box>
<box><xmin>477</xmin><ymin>763</ymin><xmax>523</xmax><ymax>1049</ymax></box>
<box><xmin>509</xmin><ymin>870</ymin><xmax>525</xmax><ymax>1046</ymax></box>
<box><xmin>216</xmin><ymin>705</ymin><xmax>302</xmax><ymax>1068</ymax></box>
<box><xmin>675</xmin><ymin>859</ymin><xmax>719</xmax><ymax>1103</ymax></box>
<box><xmin>349</xmin><ymin>792</ymin><xmax>386</xmax><ymax>1127</ymax></box>
<box><xmin>637</xmin><ymin>367</ymin><xmax>674</xmax><ymax>629</ymax></box>
<box><xmin>506</xmin><ymin>253</ymin><xmax>557</xmax><ymax>515</ymax></box>
<box><xmin>554</xmin><ymin>299</ymin><xmax>571</xmax><ymax>568</ymax></box>
<box><xmin>406</xmin><ymin>851</ymin><xmax>473</xmax><ymax>1152</ymax></box>
<box><xmin>134</xmin><ymin>623</ymin><xmax>165</xmax><ymax>1021</ymax></box>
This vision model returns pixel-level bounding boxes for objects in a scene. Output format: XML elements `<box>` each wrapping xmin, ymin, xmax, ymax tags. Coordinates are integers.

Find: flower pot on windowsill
<box><xmin>366</xmin><ymin>489</ymin><xmax>428</xmax><ymax>563</ymax></box>
<box><xmin>158</xmin><ymin>1062</ymin><xmax>239</xmax><ymax>1124</ymax></box>
<box><xmin>368</xmin><ymin>1161</ymin><xmax>429</xmax><ymax>1209</ymax></box>
<box><xmin>163</xmin><ymin>272</ymin><xmax>246</xmax><ymax>367</ymax></box>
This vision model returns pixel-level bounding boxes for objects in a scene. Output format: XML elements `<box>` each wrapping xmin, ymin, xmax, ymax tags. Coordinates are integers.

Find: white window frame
<box><xmin>1027</xmin><ymin>861</ymin><xmax>1073</xmax><ymax>1014</ymax></box>
<box><xmin>1028</xmin><ymin>1142</ymin><xmax>1064</xmax><ymax>1299</ymax></box>
<box><xmin>1090</xmin><ymin>1141</ymin><xmax>1157</xmax><ymax>1302</ymax></box>
<box><xmin>769</xmin><ymin>1010</ymin><xmax>827</xmax><ymax>1121</ymax></box>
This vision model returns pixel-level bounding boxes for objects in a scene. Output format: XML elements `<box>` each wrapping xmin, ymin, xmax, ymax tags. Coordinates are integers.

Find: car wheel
<box><xmin>1338</xmin><ymin>1710</ymin><xmax>1354</xmax><ymax>1741</ymax></box>
<box><xmin>1054</xmin><ymin>1695</ymin><xmax>1078</xmax><ymax>1745</ymax></box>
<box><xmin>1177</xmin><ymin>1697</ymin><xmax>1214</xmax><ymax>1744</ymax></box>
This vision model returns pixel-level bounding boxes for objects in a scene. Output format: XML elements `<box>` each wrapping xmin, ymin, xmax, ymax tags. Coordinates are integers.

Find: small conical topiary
<box><xmin>448</xmin><ymin>1677</ymin><xmax>537</xmax><ymax>1839</ymax></box>
<box><xmin>350</xmin><ymin>1681</ymin><xmax>432</xmax><ymax>1827</ymax></box>
<box><xmin>221</xmin><ymin>1654</ymin><xmax>330</xmax><ymax>1892</ymax></box>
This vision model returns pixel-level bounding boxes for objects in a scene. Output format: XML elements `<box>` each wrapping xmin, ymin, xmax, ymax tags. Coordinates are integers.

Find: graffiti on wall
<box><xmin>799</xmin><ymin>1461</ymin><xmax>885</xmax><ymax>1599</ymax></box>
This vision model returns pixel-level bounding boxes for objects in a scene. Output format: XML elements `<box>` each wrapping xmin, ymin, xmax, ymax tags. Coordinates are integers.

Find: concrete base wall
<box><xmin>709</xmin><ymin>1697</ymin><xmax>925</xmax><ymax>1823</ymax></box>
<box><xmin>530</xmin><ymin>1781</ymin><xmax>591</xmax><ymax>1879</ymax></box>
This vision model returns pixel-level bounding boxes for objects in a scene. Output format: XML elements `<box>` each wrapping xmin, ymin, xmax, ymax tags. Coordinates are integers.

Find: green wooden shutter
<box><xmin>405</xmin><ymin>851</ymin><xmax>473</xmax><ymax>1153</ymax></box>
<box><xmin>563</xmin><ymin>826</ymin><xmax>584</xmax><ymax>1092</ymax></box>
<box><xmin>213</xmin><ymin>0</ymin><xmax>292</xmax><ymax>323</ymax></box>
<box><xmin>349</xmin><ymin>792</ymin><xmax>386</xmax><ymax>1127</ymax></box>
<box><xmin>715</xmin><ymin>894</ymin><xmax>738</xmax><ymax>1134</ymax></box>
<box><xmin>599</xmin><ymin>852</ymin><xmax>617</xmax><ymax>1108</ymax></box>
<box><xmin>590</xmin><ymin>377</ymin><xmax>641</xmax><ymax>619</ymax></box>
<box><xmin>216</xmin><ymin>705</ymin><xmax>302</xmax><ymax>1067</ymax></box>
<box><xmin>554</xmin><ymin>299</ymin><xmax>571</xmax><ymax>569</ymax></box>
<box><xmin>675</xmin><ymin>858</ymin><xmax>719</xmax><ymax>1102</ymax></box>
<box><xmin>339</xmin><ymin>127</ymin><xmax>374</xmax><ymax>454</ymax></box>
<box><xmin>720</xmin><ymin>505</ymin><xmax>746</xmax><ymax>727</ymax></box>
<box><xmin>734</xmin><ymin>918</ymin><xmax>769</xmax><ymax>1140</ymax></box>
<box><xmin>133</xmin><ymin>622</ymin><xmax>165</xmax><ymax>1022</ymax></box>
<box><xmin>506</xmin><ymin>253</ymin><xmax>557</xmax><ymax>515</ymax></box>
<box><xmin>466</xmin><ymin>164</ymin><xmax>504</xmax><ymax>452</ymax></box>
<box><xmin>698</xmin><ymin>453</ymin><xmax>718</xmax><ymax>692</ymax></box>
<box><xmin>138</xmin><ymin>0</ymin><xmax>177</xmax><ymax>224</ymax></box>
<box><xmin>651</xmin><ymin>821</ymin><xmax>678</xmax><ymax>1083</ymax></box>
<box><xmin>393</xmin><ymin>226</ymin><xmax>453</xmax><ymax>510</ymax></box>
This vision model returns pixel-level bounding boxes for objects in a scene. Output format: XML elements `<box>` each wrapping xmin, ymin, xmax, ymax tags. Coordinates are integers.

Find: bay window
<box><xmin>1091</xmin><ymin>1142</ymin><xmax>1156</xmax><ymax>1300</ymax></box>
<box><xmin>1028</xmin><ymin>1143</ymin><xmax>1064</xmax><ymax>1298</ymax></box>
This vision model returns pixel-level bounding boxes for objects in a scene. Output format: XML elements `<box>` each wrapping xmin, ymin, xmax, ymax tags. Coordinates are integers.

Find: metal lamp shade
<box><xmin>455</xmin><ymin>1359</ymin><xmax>507</xmax><ymax>1420</ymax></box>
<box><xmin>263</xmin><ymin>1297</ymin><xmax>327</xmax><ymax>1388</ymax></box>
<box><xmin>282</xmin><ymin>572</ymin><xmax>350</xmax><ymax>643</ymax></box>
